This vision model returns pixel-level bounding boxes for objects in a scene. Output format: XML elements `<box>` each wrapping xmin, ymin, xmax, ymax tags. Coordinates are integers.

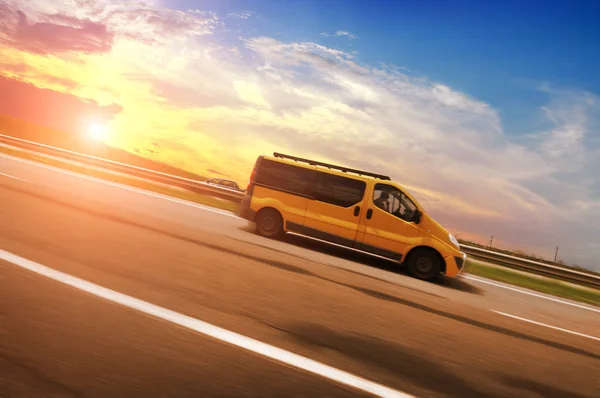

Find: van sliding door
<box><xmin>297</xmin><ymin>172</ymin><xmax>366</xmax><ymax>246</ymax></box>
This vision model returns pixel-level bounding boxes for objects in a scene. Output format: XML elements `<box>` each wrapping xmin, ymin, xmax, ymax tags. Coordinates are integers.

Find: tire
<box><xmin>406</xmin><ymin>248</ymin><xmax>442</xmax><ymax>281</ymax></box>
<box><xmin>255</xmin><ymin>208</ymin><xmax>284</xmax><ymax>239</ymax></box>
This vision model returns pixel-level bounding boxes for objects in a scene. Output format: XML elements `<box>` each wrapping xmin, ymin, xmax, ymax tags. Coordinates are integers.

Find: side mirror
<box><xmin>412</xmin><ymin>210</ymin><xmax>422</xmax><ymax>224</ymax></box>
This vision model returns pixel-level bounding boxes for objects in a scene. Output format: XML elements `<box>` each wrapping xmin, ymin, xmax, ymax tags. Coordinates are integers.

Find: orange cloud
<box><xmin>0</xmin><ymin>74</ymin><xmax>121</xmax><ymax>135</ymax></box>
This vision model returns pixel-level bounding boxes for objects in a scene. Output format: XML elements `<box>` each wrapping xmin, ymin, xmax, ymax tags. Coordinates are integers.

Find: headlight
<box><xmin>449</xmin><ymin>233</ymin><xmax>460</xmax><ymax>248</ymax></box>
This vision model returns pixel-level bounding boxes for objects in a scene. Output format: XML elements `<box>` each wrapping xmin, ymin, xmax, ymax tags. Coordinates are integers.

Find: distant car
<box><xmin>205</xmin><ymin>178</ymin><xmax>245</xmax><ymax>192</ymax></box>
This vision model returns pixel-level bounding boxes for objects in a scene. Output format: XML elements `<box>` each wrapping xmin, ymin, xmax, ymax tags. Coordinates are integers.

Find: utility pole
<box><xmin>488</xmin><ymin>235</ymin><xmax>494</xmax><ymax>249</ymax></box>
<box><xmin>554</xmin><ymin>246</ymin><xmax>559</xmax><ymax>263</ymax></box>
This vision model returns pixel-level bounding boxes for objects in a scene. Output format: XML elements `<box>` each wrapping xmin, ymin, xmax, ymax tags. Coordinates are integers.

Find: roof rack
<box><xmin>273</xmin><ymin>152</ymin><xmax>391</xmax><ymax>180</ymax></box>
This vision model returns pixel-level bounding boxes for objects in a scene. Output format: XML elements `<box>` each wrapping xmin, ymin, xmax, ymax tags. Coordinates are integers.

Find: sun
<box><xmin>87</xmin><ymin>122</ymin><xmax>109</xmax><ymax>141</ymax></box>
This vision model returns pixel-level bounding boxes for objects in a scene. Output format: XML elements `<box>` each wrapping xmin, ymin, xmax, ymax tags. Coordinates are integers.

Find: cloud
<box><xmin>94</xmin><ymin>2</ymin><xmax>219</xmax><ymax>44</ymax></box>
<box><xmin>1</xmin><ymin>1</ymin><xmax>599</xmax><ymax>269</ymax></box>
<box><xmin>0</xmin><ymin>0</ymin><xmax>219</xmax><ymax>54</ymax></box>
<box><xmin>0</xmin><ymin>74</ymin><xmax>122</xmax><ymax>135</ymax></box>
<box><xmin>334</xmin><ymin>30</ymin><xmax>357</xmax><ymax>39</ymax></box>
<box><xmin>0</xmin><ymin>2</ymin><xmax>113</xmax><ymax>54</ymax></box>
<box><xmin>229</xmin><ymin>12</ymin><xmax>252</xmax><ymax>20</ymax></box>
<box><xmin>537</xmin><ymin>90</ymin><xmax>596</xmax><ymax>172</ymax></box>
<box><xmin>322</xmin><ymin>30</ymin><xmax>357</xmax><ymax>40</ymax></box>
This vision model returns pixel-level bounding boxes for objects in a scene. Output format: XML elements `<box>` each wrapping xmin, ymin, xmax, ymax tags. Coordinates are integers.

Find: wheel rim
<box><xmin>261</xmin><ymin>216</ymin><xmax>276</xmax><ymax>233</ymax></box>
<box><xmin>416</xmin><ymin>257</ymin><xmax>433</xmax><ymax>274</ymax></box>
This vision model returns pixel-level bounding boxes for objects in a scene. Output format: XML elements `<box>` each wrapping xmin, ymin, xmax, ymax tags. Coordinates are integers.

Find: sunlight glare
<box><xmin>87</xmin><ymin>122</ymin><xmax>108</xmax><ymax>141</ymax></box>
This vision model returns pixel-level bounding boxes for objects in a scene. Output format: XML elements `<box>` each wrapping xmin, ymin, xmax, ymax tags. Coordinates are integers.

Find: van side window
<box><xmin>255</xmin><ymin>159</ymin><xmax>316</xmax><ymax>196</ymax></box>
<box><xmin>373</xmin><ymin>184</ymin><xmax>418</xmax><ymax>222</ymax></box>
<box><xmin>314</xmin><ymin>172</ymin><xmax>366</xmax><ymax>207</ymax></box>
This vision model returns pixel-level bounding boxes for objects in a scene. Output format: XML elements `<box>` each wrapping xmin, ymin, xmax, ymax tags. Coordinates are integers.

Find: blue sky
<box><xmin>170</xmin><ymin>0</ymin><xmax>600</xmax><ymax>135</ymax></box>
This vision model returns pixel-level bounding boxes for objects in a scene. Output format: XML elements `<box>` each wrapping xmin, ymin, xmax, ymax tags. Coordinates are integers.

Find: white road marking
<box><xmin>0</xmin><ymin>171</ymin><xmax>25</xmax><ymax>181</ymax></box>
<box><xmin>464</xmin><ymin>275</ymin><xmax>600</xmax><ymax>314</ymax></box>
<box><xmin>492</xmin><ymin>310</ymin><xmax>600</xmax><ymax>342</ymax></box>
<box><xmin>0</xmin><ymin>153</ymin><xmax>240</xmax><ymax>219</ymax></box>
<box><xmin>1</xmin><ymin>249</ymin><xmax>413</xmax><ymax>398</ymax></box>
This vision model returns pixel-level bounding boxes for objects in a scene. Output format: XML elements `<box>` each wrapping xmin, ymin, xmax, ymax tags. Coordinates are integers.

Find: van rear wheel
<box><xmin>406</xmin><ymin>248</ymin><xmax>441</xmax><ymax>281</ymax></box>
<box><xmin>255</xmin><ymin>208</ymin><xmax>283</xmax><ymax>239</ymax></box>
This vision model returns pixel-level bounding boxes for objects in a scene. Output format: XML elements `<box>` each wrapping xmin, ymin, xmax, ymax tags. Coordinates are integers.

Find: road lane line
<box><xmin>0</xmin><ymin>171</ymin><xmax>25</xmax><ymax>181</ymax></box>
<box><xmin>1</xmin><ymin>249</ymin><xmax>413</xmax><ymax>398</ymax></box>
<box><xmin>464</xmin><ymin>275</ymin><xmax>600</xmax><ymax>314</ymax></box>
<box><xmin>492</xmin><ymin>310</ymin><xmax>600</xmax><ymax>342</ymax></box>
<box><xmin>0</xmin><ymin>153</ymin><xmax>240</xmax><ymax>219</ymax></box>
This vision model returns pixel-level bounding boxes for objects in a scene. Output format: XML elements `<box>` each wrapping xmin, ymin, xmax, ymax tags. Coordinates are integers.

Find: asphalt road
<box><xmin>1</xmin><ymin>153</ymin><xmax>599</xmax><ymax>398</ymax></box>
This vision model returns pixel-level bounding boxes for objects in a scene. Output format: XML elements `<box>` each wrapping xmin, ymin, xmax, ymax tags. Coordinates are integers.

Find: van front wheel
<box><xmin>255</xmin><ymin>208</ymin><xmax>284</xmax><ymax>239</ymax></box>
<box><xmin>406</xmin><ymin>248</ymin><xmax>441</xmax><ymax>281</ymax></box>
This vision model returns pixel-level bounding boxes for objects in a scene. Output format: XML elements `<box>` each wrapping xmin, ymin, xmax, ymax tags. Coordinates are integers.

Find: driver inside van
<box><xmin>374</xmin><ymin>190</ymin><xmax>390</xmax><ymax>212</ymax></box>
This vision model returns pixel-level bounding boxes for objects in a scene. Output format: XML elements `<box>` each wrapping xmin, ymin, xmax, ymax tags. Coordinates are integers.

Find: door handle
<box><xmin>354</xmin><ymin>206</ymin><xmax>360</xmax><ymax>216</ymax></box>
<box><xmin>366</xmin><ymin>209</ymin><xmax>373</xmax><ymax>219</ymax></box>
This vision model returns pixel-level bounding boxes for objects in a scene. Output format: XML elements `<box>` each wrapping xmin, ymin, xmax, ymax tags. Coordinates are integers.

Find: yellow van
<box><xmin>239</xmin><ymin>153</ymin><xmax>467</xmax><ymax>281</ymax></box>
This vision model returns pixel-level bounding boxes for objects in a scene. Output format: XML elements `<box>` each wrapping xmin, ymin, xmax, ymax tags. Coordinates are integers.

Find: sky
<box><xmin>0</xmin><ymin>0</ymin><xmax>599</xmax><ymax>269</ymax></box>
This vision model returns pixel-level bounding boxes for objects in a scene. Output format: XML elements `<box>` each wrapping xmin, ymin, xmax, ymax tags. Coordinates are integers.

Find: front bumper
<box><xmin>444</xmin><ymin>252</ymin><xmax>468</xmax><ymax>278</ymax></box>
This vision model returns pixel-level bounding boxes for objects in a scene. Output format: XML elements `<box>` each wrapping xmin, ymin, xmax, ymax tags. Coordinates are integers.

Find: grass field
<box><xmin>1</xmin><ymin>144</ymin><xmax>598</xmax><ymax>306</ymax></box>
<box><xmin>464</xmin><ymin>259</ymin><xmax>600</xmax><ymax>306</ymax></box>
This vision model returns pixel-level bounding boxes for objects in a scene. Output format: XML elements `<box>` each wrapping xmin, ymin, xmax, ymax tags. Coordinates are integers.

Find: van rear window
<box><xmin>255</xmin><ymin>159</ymin><xmax>316</xmax><ymax>196</ymax></box>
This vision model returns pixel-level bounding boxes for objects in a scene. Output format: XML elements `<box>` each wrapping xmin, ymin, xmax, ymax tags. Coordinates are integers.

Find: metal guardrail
<box><xmin>1</xmin><ymin>133</ymin><xmax>598</xmax><ymax>289</ymax></box>
<box><xmin>0</xmin><ymin>133</ymin><xmax>245</xmax><ymax>202</ymax></box>
<box><xmin>460</xmin><ymin>244</ymin><xmax>600</xmax><ymax>289</ymax></box>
